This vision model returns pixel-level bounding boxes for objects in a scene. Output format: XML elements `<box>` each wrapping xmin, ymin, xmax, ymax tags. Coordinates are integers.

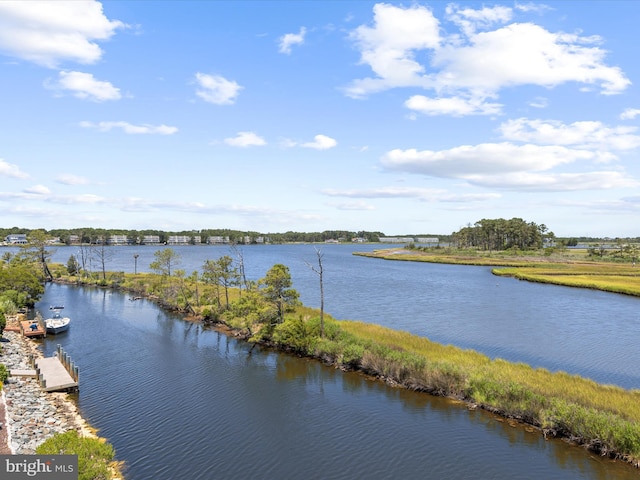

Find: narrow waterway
<box><xmin>35</xmin><ymin>282</ymin><xmax>639</xmax><ymax>479</ymax></box>
<box><xmin>41</xmin><ymin>244</ymin><xmax>640</xmax><ymax>389</ymax></box>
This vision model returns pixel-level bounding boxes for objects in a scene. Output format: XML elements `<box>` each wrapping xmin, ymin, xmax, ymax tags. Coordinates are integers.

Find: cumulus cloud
<box><xmin>499</xmin><ymin>118</ymin><xmax>640</xmax><ymax>151</ymax></box>
<box><xmin>346</xmin><ymin>3</ymin><xmax>440</xmax><ymax>98</ymax></box>
<box><xmin>445</xmin><ymin>4</ymin><xmax>513</xmax><ymax>36</ymax></box>
<box><xmin>380</xmin><ymin>118</ymin><xmax>640</xmax><ymax>192</ymax></box>
<box><xmin>224</xmin><ymin>131</ymin><xmax>266</xmax><ymax>147</ymax></box>
<box><xmin>0</xmin><ymin>158</ymin><xmax>29</xmax><ymax>179</ymax></box>
<box><xmin>345</xmin><ymin>3</ymin><xmax>630</xmax><ymax>115</ymax></box>
<box><xmin>381</xmin><ymin>143</ymin><xmax>602</xmax><ymax>177</ymax></box>
<box><xmin>620</xmin><ymin>108</ymin><xmax>640</xmax><ymax>120</ymax></box>
<box><xmin>301</xmin><ymin>134</ymin><xmax>337</xmax><ymax>150</ymax></box>
<box><xmin>279</xmin><ymin>27</ymin><xmax>306</xmax><ymax>54</ymax></box>
<box><xmin>194</xmin><ymin>73</ymin><xmax>243</xmax><ymax>105</ymax></box>
<box><xmin>466</xmin><ymin>171</ymin><xmax>638</xmax><ymax>191</ymax></box>
<box><xmin>80</xmin><ymin>121</ymin><xmax>178</xmax><ymax>135</ymax></box>
<box><xmin>0</xmin><ymin>0</ymin><xmax>125</xmax><ymax>68</ymax></box>
<box><xmin>46</xmin><ymin>71</ymin><xmax>121</xmax><ymax>101</ymax></box>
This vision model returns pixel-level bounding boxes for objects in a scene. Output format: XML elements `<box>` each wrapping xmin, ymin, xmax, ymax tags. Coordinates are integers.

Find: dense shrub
<box><xmin>36</xmin><ymin>430</ymin><xmax>116</xmax><ymax>480</ymax></box>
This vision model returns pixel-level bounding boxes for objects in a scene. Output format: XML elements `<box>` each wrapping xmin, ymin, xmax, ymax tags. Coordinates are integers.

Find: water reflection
<box><xmin>33</xmin><ymin>283</ymin><xmax>639</xmax><ymax>479</ymax></box>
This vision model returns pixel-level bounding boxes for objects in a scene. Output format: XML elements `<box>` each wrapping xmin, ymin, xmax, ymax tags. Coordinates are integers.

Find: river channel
<box><xmin>24</xmin><ymin>244</ymin><xmax>640</xmax><ymax>478</ymax></box>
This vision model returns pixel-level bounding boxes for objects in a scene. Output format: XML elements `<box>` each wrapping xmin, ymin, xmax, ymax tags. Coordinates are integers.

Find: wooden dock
<box><xmin>19</xmin><ymin>315</ymin><xmax>46</xmax><ymax>338</ymax></box>
<box><xmin>32</xmin><ymin>346</ymin><xmax>79</xmax><ymax>392</ymax></box>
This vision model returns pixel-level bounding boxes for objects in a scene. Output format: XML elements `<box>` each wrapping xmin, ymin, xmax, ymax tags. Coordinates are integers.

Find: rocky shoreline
<box><xmin>0</xmin><ymin>328</ymin><xmax>94</xmax><ymax>454</ymax></box>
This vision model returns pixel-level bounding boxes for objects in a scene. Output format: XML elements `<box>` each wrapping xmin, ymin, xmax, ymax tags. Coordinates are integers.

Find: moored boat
<box><xmin>45</xmin><ymin>307</ymin><xmax>71</xmax><ymax>334</ymax></box>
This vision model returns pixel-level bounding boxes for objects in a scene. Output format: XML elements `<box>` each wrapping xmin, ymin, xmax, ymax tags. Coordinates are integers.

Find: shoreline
<box><xmin>0</xmin><ymin>316</ymin><xmax>98</xmax><ymax>454</ymax></box>
<box><xmin>49</xmin><ymin>276</ymin><xmax>640</xmax><ymax>470</ymax></box>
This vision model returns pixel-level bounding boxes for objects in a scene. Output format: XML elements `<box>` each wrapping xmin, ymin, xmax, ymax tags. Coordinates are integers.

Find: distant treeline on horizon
<box><xmin>1</xmin><ymin>227</ymin><xmax>401</xmax><ymax>245</ymax></box>
<box><xmin>1</xmin><ymin>226</ymin><xmax>634</xmax><ymax>246</ymax></box>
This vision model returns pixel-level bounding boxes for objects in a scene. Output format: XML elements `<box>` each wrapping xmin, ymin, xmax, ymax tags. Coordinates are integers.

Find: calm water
<box><xmin>38</xmin><ymin>244</ymin><xmax>640</xmax><ymax>389</ymax></box>
<box><xmin>36</xmin><ymin>284</ymin><xmax>637</xmax><ymax>480</ymax></box>
<box><xmin>22</xmin><ymin>244</ymin><xmax>640</xmax><ymax>478</ymax></box>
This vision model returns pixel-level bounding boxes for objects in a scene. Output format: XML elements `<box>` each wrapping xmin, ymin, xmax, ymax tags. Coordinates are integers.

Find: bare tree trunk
<box><xmin>306</xmin><ymin>247</ymin><xmax>325</xmax><ymax>337</ymax></box>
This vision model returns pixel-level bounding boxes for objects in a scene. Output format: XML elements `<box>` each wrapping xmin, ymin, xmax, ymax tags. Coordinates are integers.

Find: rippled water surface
<box><xmin>37</xmin><ymin>284</ymin><xmax>638</xmax><ymax>479</ymax></box>
<box><xmin>41</xmin><ymin>244</ymin><xmax>640</xmax><ymax>389</ymax></box>
<box><xmin>23</xmin><ymin>244</ymin><xmax>640</xmax><ymax>478</ymax></box>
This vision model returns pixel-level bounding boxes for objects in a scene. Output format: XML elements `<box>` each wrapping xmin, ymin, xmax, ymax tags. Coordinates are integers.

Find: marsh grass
<box><xmin>330</xmin><ymin>319</ymin><xmax>640</xmax><ymax>459</ymax></box>
<box><xmin>494</xmin><ymin>264</ymin><xmax>640</xmax><ymax>296</ymax></box>
<box><xmin>359</xmin><ymin>248</ymin><xmax>640</xmax><ymax>297</ymax></box>
<box><xmin>51</xmin><ymin>264</ymin><xmax>640</xmax><ymax>462</ymax></box>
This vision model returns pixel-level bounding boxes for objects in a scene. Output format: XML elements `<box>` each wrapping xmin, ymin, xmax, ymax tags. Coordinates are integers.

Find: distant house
<box><xmin>142</xmin><ymin>235</ymin><xmax>161</xmax><ymax>245</ymax></box>
<box><xmin>207</xmin><ymin>236</ymin><xmax>230</xmax><ymax>245</ymax></box>
<box><xmin>167</xmin><ymin>235</ymin><xmax>191</xmax><ymax>245</ymax></box>
<box><xmin>5</xmin><ymin>234</ymin><xmax>27</xmax><ymax>244</ymax></box>
<box><xmin>108</xmin><ymin>235</ymin><xmax>128</xmax><ymax>245</ymax></box>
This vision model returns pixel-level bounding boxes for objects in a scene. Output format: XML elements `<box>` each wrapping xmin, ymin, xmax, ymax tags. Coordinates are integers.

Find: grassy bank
<box><xmin>356</xmin><ymin>248</ymin><xmax>640</xmax><ymax>297</ymax></box>
<box><xmin>49</xmin><ymin>266</ymin><xmax>640</xmax><ymax>467</ymax></box>
<box><xmin>268</xmin><ymin>314</ymin><xmax>640</xmax><ymax>464</ymax></box>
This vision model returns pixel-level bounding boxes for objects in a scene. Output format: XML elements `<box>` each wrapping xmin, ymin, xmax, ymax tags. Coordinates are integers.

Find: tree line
<box><xmin>450</xmin><ymin>218</ymin><xmax>552</xmax><ymax>251</ymax></box>
<box><xmin>0</xmin><ymin>227</ymin><xmax>386</xmax><ymax>245</ymax></box>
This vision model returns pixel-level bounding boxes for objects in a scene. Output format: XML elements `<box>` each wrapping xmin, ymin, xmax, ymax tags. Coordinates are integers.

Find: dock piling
<box><xmin>34</xmin><ymin>345</ymin><xmax>79</xmax><ymax>392</ymax></box>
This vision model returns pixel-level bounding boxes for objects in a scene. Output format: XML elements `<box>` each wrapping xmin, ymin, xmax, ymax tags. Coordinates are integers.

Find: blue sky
<box><xmin>1</xmin><ymin>1</ymin><xmax>639</xmax><ymax>237</ymax></box>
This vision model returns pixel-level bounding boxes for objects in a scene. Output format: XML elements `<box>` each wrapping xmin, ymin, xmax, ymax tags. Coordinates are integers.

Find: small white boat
<box><xmin>45</xmin><ymin>307</ymin><xmax>71</xmax><ymax>334</ymax></box>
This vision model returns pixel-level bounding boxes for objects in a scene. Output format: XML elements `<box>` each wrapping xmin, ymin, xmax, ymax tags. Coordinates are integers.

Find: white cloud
<box><xmin>467</xmin><ymin>171</ymin><xmax>638</xmax><ymax>191</ymax></box>
<box><xmin>194</xmin><ymin>73</ymin><xmax>243</xmax><ymax>105</ymax></box>
<box><xmin>0</xmin><ymin>0</ymin><xmax>125</xmax><ymax>68</ymax></box>
<box><xmin>301</xmin><ymin>134</ymin><xmax>337</xmax><ymax>150</ymax></box>
<box><xmin>382</xmin><ymin>143</ymin><xmax>600</xmax><ymax>177</ymax></box>
<box><xmin>80</xmin><ymin>121</ymin><xmax>178</xmax><ymax>135</ymax></box>
<box><xmin>346</xmin><ymin>4</ymin><xmax>630</xmax><ymax>114</ymax></box>
<box><xmin>432</xmin><ymin>23</ymin><xmax>629</xmax><ymax>95</ymax></box>
<box><xmin>445</xmin><ymin>4</ymin><xmax>513</xmax><ymax>36</ymax></box>
<box><xmin>47</xmin><ymin>71</ymin><xmax>121</xmax><ymax>101</ymax></box>
<box><xmin>620</xmin><ymin>108</ymin><xmax>640</xmax><ymax>120</ymax></box>
<box><xmin>56</xmin><ymin>174</ymin><xmax>90</xmax><ymax>185</ymax></box>
<box><xmin>224</xmin><ymin>131</ymin><xmax>266</xmax><ymax>147</ymax></box>
<box><xmin>345</xmin><ymin>3</ymin><xmax>440</xmax><ymax>98</ymax></box>
<box><xmin>500</xmin><ymin>118</ymin><xmax>640</xmax><ymax>151</ymax></box>
<box><xmin>514</xmin><ymin>3</ymin><xmax>554</xmax><ymax>14</ymax></box>
<box><xmin>0</xmin><ymin>158</ymin><xmax>29</xmax><ymax>179</ymax></box>
<box><xmin>405</xmin><ymin>94</ymin><xmax>502</xmax><ymax>116</ymax></box>
<box><xmin>279</xmin><ymin>27</ymin><xmax>306</xmax><ymax>54</ymax></box>
<box><xmin>24</xmin><ymin>184</ymin><xmax>50</xmax><ymax>195</ymax></box>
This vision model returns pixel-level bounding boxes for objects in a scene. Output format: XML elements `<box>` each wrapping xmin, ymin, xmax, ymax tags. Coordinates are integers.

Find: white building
<box><xmin>5</xmin><ymin>234</ymin><xmax>27</xmax><ymax>244</ymax></box>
